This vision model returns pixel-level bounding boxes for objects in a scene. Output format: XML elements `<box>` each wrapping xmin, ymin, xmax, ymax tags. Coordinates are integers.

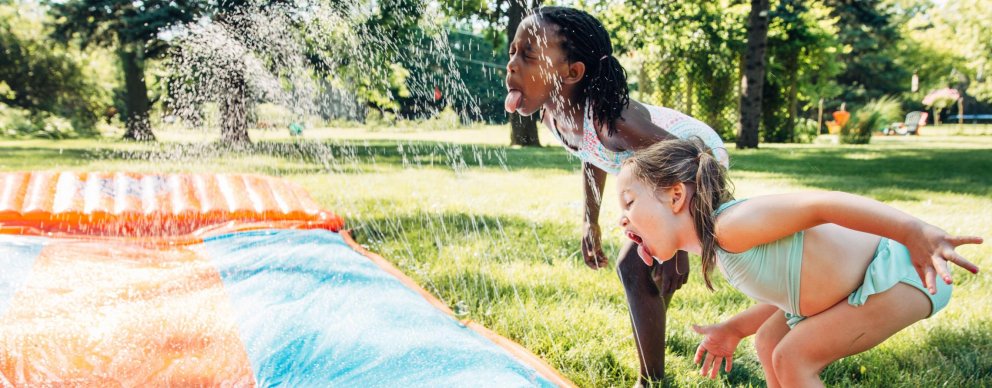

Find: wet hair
<box><xmin>623</xmin><ymin>138</ymin><xmax>734</xmax><ymax>290</ymax></box>
<box><xmin>533</xmin><ymin>6</ymin><xmax>629</xmax><ymax>137</ymax></box>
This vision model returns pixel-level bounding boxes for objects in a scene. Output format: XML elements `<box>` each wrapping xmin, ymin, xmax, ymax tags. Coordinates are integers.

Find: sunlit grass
<box><xmin>2</xmin><ymin>126</ymin><xmax>990</xmax><ymax>387</ymax></box>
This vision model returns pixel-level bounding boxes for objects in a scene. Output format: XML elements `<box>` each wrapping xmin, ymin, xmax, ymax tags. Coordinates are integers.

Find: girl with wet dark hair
<box><xmin>504</xmin><ymin>5</ymin><xmax>728</xmax><ymax>384</ymax></box>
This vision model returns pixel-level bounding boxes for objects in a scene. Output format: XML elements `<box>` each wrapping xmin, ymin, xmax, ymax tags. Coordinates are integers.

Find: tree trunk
<box><xmin>958</xmin><ymin>97</ymin><xmax>964</xmax><ymax>126</ymax></box>
<box><xmin>736</xmin><ymin>0</ymin><xmax>771</xmax><ymax>149</ymax></box>
<box><xmin>817</xmin><ymin>98</ymin><xmax>824</xmax><ymax>134</ymax></box>
<box><xmin>507</xmin><ymin>0</ymin><xmax>541</xmax><ymax>147</ymax></box>
<box><xmin>686</xmin><ymin>76</ymin><xmax>693</xmax><ymax>117</ymax></box>
<box><xmin>220</xmin><ymin>74</ymin><xmax>252</xmax><ymax>148</ymax></box>
<box><xmin>119</xmin><ymin>46</ymin><xmax>156</xmax><ymax>141</ymax></box>
<box><xmin>785</xmin><ymin>53</ymin><xmax>799</xmax><ymax>143</ymax></box>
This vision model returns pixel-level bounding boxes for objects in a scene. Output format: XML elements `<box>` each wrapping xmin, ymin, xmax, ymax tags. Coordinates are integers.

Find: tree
<box><xmin>439</xmin><ymin>0</ymin><xmax>542</xmax><ymax>146</ymax></box>
<box><xmin>825</xmin><ymin>0</ymin><xmax>910</xmax><ymax>106</ymax></box>
<box><xmin>604</xmin><ymin>1</ymin><xmax>747</xmax><ymax>140</ymax></box>
<box><xmin>761</xmin><ymin>0</ymin><xmax>843</xmax><ymax>143</ymax></box>
<box><xmin>397</xmin><ymin>29</ymin><xmax>508</xmax><ymax>123</ymax></box>
<box><xmin>49</xmin><ymin>0</ymin><xmax>213</xmax><ymax>141</ymax></box>
<box><xmin>301</xmin><ymin>0</ymin><xmax>468</xmax><ymax>127</ymax></box>
<box><xmin>737</xmin><ymin>0</ymin><xmax>771</xmax><ymax>149</ymax></box>
<box><xmin>506</xmin><ymin>0</ymin><xmax>542</xmax><ymax>146</ymax></box>
<box><xmin>918</xmin><ymin>0</ymin><xmax>992</xmax><ymax>103</ymax></box>
<box><xmin>168</xmin><ymin>2</ymin><xmax>301</xmax><ymax>147</ymax></box>
<box><xmin>1</xmin><ymin>2</ymin><xmax>102</xmax><ymax>135</ymax></box>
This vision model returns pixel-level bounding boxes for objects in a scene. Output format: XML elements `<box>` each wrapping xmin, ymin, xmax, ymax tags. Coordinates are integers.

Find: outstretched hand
<box><xmin>906</xmin><ymin>224</ymin><xmax>982</xmax><ymax>294</ymax></box>
<box><xmin>582</xmin><ymin>223</ymin><xmax>609</xmax><ymax>269</ymax></box>
<box><xmin>693</xmin><ymin>323</ymin><xmax>741</xmax><ymax>379</ymax></box>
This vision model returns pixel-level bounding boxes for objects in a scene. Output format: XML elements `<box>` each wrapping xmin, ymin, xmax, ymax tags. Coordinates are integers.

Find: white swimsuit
<box><xmin>543</xmin><ymin>102</ymin><xmax>727</xmax><ymax>174</ymax></box>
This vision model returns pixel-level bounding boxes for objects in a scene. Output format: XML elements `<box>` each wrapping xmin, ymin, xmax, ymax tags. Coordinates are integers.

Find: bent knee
<box><xmin>754</xmin><ymin>328</ymin><xmax>779</xmax><ymax>361</ymax></box>
<box><xmin>771</xmin><ymin>344</ymin><xmax>822</xmax><ymax>382</ymax></box>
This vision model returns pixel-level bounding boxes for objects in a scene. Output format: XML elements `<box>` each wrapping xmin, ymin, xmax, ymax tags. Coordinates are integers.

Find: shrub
<box><xmin>840</xmin><ymin>96</ymin><xmax>901</xmax><ymax>144</ymax></box>
<box><xmin>0</xmin><ymin>103</ymin><xmax>88</xmax><ymax>139</ymax></box>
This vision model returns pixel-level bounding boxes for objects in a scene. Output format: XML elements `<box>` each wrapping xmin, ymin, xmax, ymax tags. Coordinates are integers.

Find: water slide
<box><xmin>0</xmin><ymin>172</ymin><xmax>572</xmax><ymax>387</ymax></box>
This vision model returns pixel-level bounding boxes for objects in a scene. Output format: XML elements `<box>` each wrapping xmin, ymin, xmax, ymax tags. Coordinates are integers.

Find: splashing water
<box><xmin>63</xmin><ymin>0</ymin><xmax>615</xmax><ymax>384</ymax></box>
<box><xmin>164</xmin><ymin>0</ymin><xmax>483</xmax><ymax>141</ymax></box>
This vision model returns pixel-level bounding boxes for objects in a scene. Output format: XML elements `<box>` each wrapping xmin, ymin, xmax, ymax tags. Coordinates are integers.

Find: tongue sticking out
<box><xmin>504</xmin><ymin>90</ymin><xmax>523</xmax><ymax>113</ymax></box>
<box><xmin>637</xmin><ymin>244</ymin><xmax>655</xmax><ymax>266</ymax></box>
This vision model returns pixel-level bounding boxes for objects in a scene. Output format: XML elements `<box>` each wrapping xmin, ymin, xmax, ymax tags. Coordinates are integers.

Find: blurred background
<box><xmin>1</xmin><ymin>0</ymin><xmax>989</xmax><ymax>145</ymax></box>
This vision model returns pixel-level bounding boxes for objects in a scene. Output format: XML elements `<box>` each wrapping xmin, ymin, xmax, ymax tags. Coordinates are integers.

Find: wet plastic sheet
<box><xmin>0</xmin><ymin>231</ymin><xmax>558</xmax><ymax>387</ymax></box>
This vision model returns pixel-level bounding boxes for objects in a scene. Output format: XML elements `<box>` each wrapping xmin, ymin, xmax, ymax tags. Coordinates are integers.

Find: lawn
<box><xmin>1</xmin><ymin>124</ymin><xmax>990</xmax><ymax>387</ymax></box>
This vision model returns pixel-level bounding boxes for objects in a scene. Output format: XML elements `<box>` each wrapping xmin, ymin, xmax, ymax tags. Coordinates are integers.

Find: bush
<box><xmin>364</xmin><ymin>108</ymin><xmax>397</xmax><ymax>131</ymax></box>
<box><xmin>415</xmin><ymin>106</ymin><xmax>462</xmax><ymax>131</ymax></box>
<box><xmin>0</xmin><ymin>4</ymin><xmax>111</xmax><ymax>138</ymax></box>
<box><xmin>794</xmin><ymin>118</ymin><xmax>821</xmax><ymax>144</ymax></box>
<box><xmin>840</xmin><ymin>96</ymin><xmax>902</xmax><ymax>144</ymax></box>
<box><xmin>0</xmin><ymin>103</ymin><xmax>89</xmax><ymax>139</ymax></box>
<box><xmin>0</xmin><ymin>103</ymin><xmax>35</xmax><ymax>137</ymax></box>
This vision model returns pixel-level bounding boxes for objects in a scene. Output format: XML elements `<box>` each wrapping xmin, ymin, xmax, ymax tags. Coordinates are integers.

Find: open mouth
<box><xmin>626</xmin><ymin>230</ymin><xmax>656</xmax><ymax>266</ymax></box>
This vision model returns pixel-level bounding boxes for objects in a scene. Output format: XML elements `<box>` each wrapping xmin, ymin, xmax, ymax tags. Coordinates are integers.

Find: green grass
<box><xmin>2</xmin><ymin>125</ymin><xmax>990</xmax><ymax>387</ymax></box>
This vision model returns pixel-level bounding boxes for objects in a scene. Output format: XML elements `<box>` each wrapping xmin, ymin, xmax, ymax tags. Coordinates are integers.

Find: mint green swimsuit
<box><xmin>713</xmin><ymin>199</ymin><xmax>952</xmax><ymax>328</ymax></box>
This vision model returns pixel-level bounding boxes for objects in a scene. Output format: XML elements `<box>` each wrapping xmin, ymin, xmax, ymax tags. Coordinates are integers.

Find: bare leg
<box><xmin>617</xmin><ymin>241</ymin><xmax>678</xmax><ymax>386</ymax></box>
<box><xmin>753</xmin><ymin>311</ymin><xmax>790</xmax><ymax>388</ymax></box>
<box><xmin>771</xmin><ymin>283</ymin><xmax>931</xmax><ymax>387</ymax></box>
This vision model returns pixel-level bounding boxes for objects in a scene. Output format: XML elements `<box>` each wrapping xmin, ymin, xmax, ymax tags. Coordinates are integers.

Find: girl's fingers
<box><xmin>932</xmin><ymin>254</ymin><xmax>953</xmax><ymax>285</ymax></box>
<box><xmin>694</xmin><ymin>344</ymin><xmax>706</xmax><ymax>365</ymax></box>
<box><xmin>701</xmin><ymin>353</ymin><xmax>715</xmax><ymax>376</ymax></box>
<box><xmin>912</xmin><ymin>265</ymin><xmax>927</xmax><ymax>292</ymax></box>
<box><xmin>710</xmin><ymin>357</ymin><xmax>721</xmax><ymax>379</ymax></box>
<box><xmin>925</xmin><ymin>265</ymin><xmax>937</xmax><ymax>295</ymax></box>
<box><xmin>947</xmin><ymin>250</ymin><xmax>980</xmax><ymax>274</ymax></box>
<box><xmin>948</xmin><ymin>235</ymin><xmax>984</xmax><ymax>247</ymax></box>
<box><xmin>725</xmin><ymin>355</ymin><xmax>733</xmax><ymax>373</ymax></box>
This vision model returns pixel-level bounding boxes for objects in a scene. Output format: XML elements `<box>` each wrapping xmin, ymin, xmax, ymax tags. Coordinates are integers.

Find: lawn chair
<box><xmin>884</xmin><ymin>111</ymin><xmax>928</xmax><ymax>136</ymax></box>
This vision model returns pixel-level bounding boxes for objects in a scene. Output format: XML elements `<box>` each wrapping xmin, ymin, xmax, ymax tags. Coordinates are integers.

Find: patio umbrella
<box><xmin>922</xmin><ymin>88</ymin><xmax>961</xmax><ymax>125</ymax></box>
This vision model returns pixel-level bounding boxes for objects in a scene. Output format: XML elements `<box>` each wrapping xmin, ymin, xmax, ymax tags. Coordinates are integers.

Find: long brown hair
<box><xmin>623</xmin><ymin>138</ymin><xmax>733</xmax><ymax>290</ymax></box>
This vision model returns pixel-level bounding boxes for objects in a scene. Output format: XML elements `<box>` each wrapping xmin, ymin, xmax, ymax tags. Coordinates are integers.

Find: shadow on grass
<box><xmin>732</xmin><ymin>147</ymin><xmax>992</xmax><ymax>199</ymax></box>
<box><xmin>6</xmin><ymin>139</ymin><xmax>580</xmax><ymax>175</ymax></box>
<box><xmin>7</xmin><ymin>139</ymin><xmax>989</xmax><ymax>201</ymax></box>
<box><xmin>0</xmin><ymin>147</ymin><xmax>95</xmax><ymax>170</ymax></box>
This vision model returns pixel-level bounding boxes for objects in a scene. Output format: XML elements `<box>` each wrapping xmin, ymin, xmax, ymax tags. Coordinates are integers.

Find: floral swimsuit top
<box><xmin>543</xmin><ymin>102</ymin><xmax>727</xmax><ymax>175</ymax></box>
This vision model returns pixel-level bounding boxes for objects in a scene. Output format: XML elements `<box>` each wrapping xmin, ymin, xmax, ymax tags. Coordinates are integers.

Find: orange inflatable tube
<box><xmin>0</xmin><ymin>172</ymin><xmax>343</xmax><ymax>237</ymax></box>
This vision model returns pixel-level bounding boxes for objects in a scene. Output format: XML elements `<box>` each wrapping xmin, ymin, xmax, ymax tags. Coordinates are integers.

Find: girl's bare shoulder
<box><xmin>612</xmin><ymin>100</ymin><xmax>665</xmax><ymax>150</ymax></box>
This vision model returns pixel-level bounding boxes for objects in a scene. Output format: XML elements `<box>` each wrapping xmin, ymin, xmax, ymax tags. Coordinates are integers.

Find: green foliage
<box><xmin>0</xmin><ymin>1</ymin><xmax>109</xmax><ymax>137</ymax></box>
<box><xmin>762</xmin><ymin>0</ymin><xmax>844</xmax><ymax>143</ymax></box>
<box><xmin>603</xmin><ymin>0</ymin><xmax>747</xmax><ymax>139</ymax></box>
<box><xmin>918</xmin><ymin>0</ymin><xmax>992</xmax><ymax>103</ymax></box>
<box><xmin>0</xmin><ymin>104</ymin><xmax>34</xmax><ymax>136</ymax></box>
<box><xmin>48</xmin><ymin>0</ymin><xmax>223</xmax><ymax>140</ymax></box>
<box><xmin>840</xmin><ymin>96</ymin><xmax>901</xmax><ymax>144</ymax></box>
<box><xmin>396</xmin><ymin>29</ymin><xmax>508</xmax><ymax>123</ymax></box>
<box><xmin>0</xmin><ymin>103</ymin><xmax>95</xmax><ymax>139</ymax></box>
<box><xmin>0</xmin><ymin>81</ymin><xmax>12</xmax><ymax>99</ymax></box>
<box><xmin>793</xmin><ymin>117</ymin><xmax>821</xmax><ymax>143</ymax></box>
<box><xmin>305</xmin><ymin>0</ymin><xmax>426</xmax><ymax>117</ymax></box>
<box><xmin>48</xmin><ymin>0</ymin><xmax>213</xmax><ymax>56</ymax></box>
<box><xmin>827</xmin><ymin>0</ymin><xmax>912</xmax><ymax>105</ymax></box>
